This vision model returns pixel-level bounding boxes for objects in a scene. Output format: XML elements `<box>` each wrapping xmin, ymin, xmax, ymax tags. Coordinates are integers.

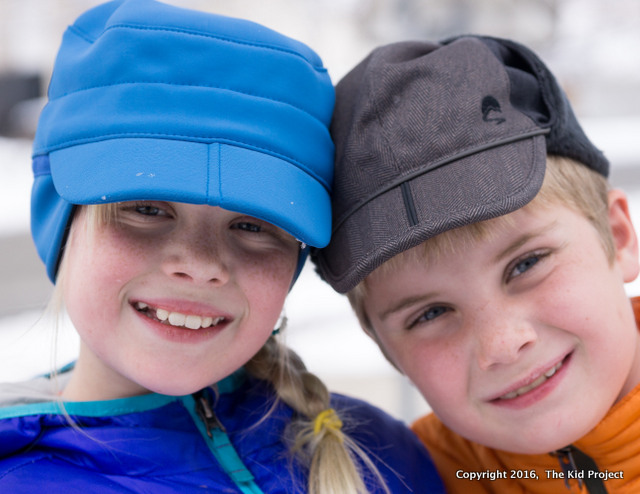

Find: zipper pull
<box><xmin>193</xmin><ymin>389</ymin><xmax>226</xmax><ymax>437</ymax></box>
<box><xmin>551</xmin><ymin>446</ymin><xmax>609</xmax><ymax>494</ymax></box>
<box><xmin>552</xmin><ymin>447</ymin><xmax>581</xmax><ymax>490</ymax></box>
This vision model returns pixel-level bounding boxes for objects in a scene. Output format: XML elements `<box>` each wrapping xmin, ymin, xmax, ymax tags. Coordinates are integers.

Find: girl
<box><xmin>0</xmin><ymin>1</ymin><xmax>444</xmax><ymax>493</ymax></box>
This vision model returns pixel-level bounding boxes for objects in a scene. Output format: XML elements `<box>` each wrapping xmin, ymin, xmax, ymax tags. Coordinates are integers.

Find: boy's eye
<box><xmin>513</xmin><ymin>256</ymin><xmax>539</xmax><ymax>276</ymax></box>
<box><xmin>410</xmin><ymin>305</ymin><xmax>450</xmax><ymax>329</ymax></box>
<box><xmin>506</xmin><ymin>250</ymin><xmax>549</xmax><ymax>281</ymax></box>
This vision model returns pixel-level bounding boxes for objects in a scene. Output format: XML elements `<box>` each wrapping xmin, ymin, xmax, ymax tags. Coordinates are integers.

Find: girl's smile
<box><xmin>132</xmin><ymin>300</ymin><xmax>230</xmax><ymax>331</ymax></box>
<box><xmin>60</xmin><ymin>201</ymin><xmax>299</xmax><ymax>401</ymax></box>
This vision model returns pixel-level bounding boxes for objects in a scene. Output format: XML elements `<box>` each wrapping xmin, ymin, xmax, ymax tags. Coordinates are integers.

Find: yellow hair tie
<box><xmin>313</xmin><ymin>408</ymin><xmax>343</xmax><ymax>437</ymax></box>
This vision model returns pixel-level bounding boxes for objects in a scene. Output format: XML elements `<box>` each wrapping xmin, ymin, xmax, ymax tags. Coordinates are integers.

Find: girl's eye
<box><xmin>117</xmin><ymin>202</ymin><xmax>173</xmax><ymax>223</ymax></box>
<box><xmin>135</xmin><ymin>204</ymin><xmax>162</xmax><ymax>216</ymax></box>
<box><xmin>410</xmin><ymin>305</ymin><xmax>450</xmax><ymax>329</ymax></box>
<box><xmin>232</xmin><ymin>222</ymin><xmax>262</xmax><ymax>233</ymax></box>
<box><xmin>230</xmin><ymin>218</ymin><xmax>298</xmax><ymax>251</ymax></box>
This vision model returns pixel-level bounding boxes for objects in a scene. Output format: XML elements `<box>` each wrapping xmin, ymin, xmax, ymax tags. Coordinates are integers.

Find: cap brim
<box><xmin>49</xmin><ymin>137</ymin><xmax>331</xmax><ymax>247</ymax></box>
<box><xmin>317</xmin><ymin>135</ymin><xmax>547</xmax><ymax>293</ymax></box>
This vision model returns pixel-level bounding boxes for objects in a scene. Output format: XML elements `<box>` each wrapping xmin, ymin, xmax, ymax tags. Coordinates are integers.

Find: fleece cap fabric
<box><xmin>31</xmin><ymin>0</ymin><xmax>335</xmax><ymax>282</ymax></box>
<box><xmin>313</xmin><ymin>35</ymin><xmax>608</xmax><ymax>293</ymax></box>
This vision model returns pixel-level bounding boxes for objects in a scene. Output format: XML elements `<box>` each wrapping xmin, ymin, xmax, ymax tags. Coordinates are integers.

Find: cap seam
<box><xmin>47</xmin><ymin>82</ymin><xmax>324</xmax><ymax>124</ymax></box>
<box><xmin>37</xmin><ymin>135</ymin><xmax>332</xmax><ymax>191</ymax></box>
<box><xmin>216</xmin><ymin>142</ymin><xmax>223</xmax><ymax>201</ymax></box>
<box><xmin>332</xmin><ymin>128</ymin><xmax>549</xmax><ymax>234</ymax></box>
<box><xmin>67</xmin><ymin>25</ymin><xmax>95</xmax><ymax>44</ymax></box>
<box><xmin>206</xmin><ymin>142</ymin><xmax>212</xmax><ymax>203</ymax></box>
<box><xmin>329</xmin><ymin>135</ymin><xmax>547</xmax><ymax>288</ymax></box>
<box><xmin>92</xmin><ymin>24</ymin><xmax>327</xmax><ymax>72</ymax></box>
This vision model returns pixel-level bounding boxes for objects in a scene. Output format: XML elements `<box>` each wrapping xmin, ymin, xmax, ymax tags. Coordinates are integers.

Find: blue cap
<box><xmin>31</xmin><ymin>0</ymin><xmax>335</xmax><ymax>282</ymax></box>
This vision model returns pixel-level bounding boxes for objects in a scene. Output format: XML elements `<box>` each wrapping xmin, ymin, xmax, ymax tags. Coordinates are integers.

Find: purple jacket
<box><xmin>0</xmin><ymin>368</ymin><xmax>444</xmax><ymax>493</ymax></box>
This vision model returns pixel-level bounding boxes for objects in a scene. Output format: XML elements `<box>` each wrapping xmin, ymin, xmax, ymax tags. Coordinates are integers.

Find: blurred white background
<box><xmin>1</xmin><ymin>0</ymin><xmax>639</xmax><ymax>424</ymax></box>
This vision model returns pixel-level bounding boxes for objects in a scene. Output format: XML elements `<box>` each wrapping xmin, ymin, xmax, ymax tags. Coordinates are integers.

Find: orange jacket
<box><xmin>412</xmin><ymin>298</ymin><xmax>640</xmax><ymax>494</ymax></box>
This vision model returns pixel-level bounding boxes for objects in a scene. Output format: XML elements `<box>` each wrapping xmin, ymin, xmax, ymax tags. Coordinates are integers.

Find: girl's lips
<box><xmin>130</xmin><ymin>299</ymin><xmax>232</xmax><ymax>331</ymax></box>
<box><xmin>489</xmin><ymin>352</ymin><xmax>572</xmax><ymax>404</ymax></box>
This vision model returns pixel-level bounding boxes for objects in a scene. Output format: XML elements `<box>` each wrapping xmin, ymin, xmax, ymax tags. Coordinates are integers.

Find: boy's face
<box><xmin>363</xmin><ymin>191</ymin><xmax>640</xmax><ymax>454</ymax></box>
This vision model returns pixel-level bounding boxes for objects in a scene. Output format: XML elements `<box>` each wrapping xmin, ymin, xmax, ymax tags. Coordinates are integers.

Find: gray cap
<box><xmin>313</xmin><ymin>35</ymin><xmax>609</xmax><ymax>293</ymax></box>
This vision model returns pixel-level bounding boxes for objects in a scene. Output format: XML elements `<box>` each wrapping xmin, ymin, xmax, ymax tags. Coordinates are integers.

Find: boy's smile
<box><xmin>363</xmin><ymin>191</ymin><xmax>640</xmax><ymax>454</ymax></box>
<box><xmin>60</xmin><ymin>201</ymin><xmax>299</xmax><ymax>400</ymax></box>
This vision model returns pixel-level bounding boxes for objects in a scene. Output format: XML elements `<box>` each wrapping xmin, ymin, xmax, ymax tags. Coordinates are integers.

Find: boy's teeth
<box><xmin>499</xmin><ymin>361</ymin><xmax>563</xmax><ymax>400</ymax></box>
<box><xmin>135</xmin><ymin>302</ymin><xmax>224</xmax><ymax>330</ymax></box>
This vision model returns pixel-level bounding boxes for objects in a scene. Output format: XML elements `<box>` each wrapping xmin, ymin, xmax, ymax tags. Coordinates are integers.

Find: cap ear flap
<box><xmin>31</xmin><ymin>158</ymin><xmax>74</xmax><ymax>283</ymax></box>
<box><xmin>478</xmin><ymin>37</ymin><xmax>552</xmax><ymax>127</ymax></box>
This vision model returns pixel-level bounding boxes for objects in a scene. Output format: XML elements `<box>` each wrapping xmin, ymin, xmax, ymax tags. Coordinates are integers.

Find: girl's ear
<box><xmin>608</xmin><ymin>189</ymin><xmax>640</xmax><ymax>283</ymax></box>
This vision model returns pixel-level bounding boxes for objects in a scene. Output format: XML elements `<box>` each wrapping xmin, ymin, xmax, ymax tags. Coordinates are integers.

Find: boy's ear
<box><xmin>608</xmin><ymin>189</ymin><xmax>640</xmax><ymax>283</ymax></box>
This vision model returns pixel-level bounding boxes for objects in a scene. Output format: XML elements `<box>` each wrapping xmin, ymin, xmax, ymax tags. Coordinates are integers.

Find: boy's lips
<box><xmin>490</xmin><ymin>352</ymin><xmax>572</xmax><ymax>402</ymax></box>
<box><xmin>132</xmin><ymin>301</ymin><xmax>229</xmax><ymax>331</ymax></box>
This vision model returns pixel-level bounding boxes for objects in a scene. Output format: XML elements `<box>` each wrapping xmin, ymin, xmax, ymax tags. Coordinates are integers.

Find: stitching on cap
<box><xmin>36</xmin><ymin>134</ymin><xmax>331</xmax><ymax>191</ymax></box>
<box><xmin>328</xmin><ymin>137</ymin><xmax>546</xmax><ymax>289</ymax></box>
<box><xmin>99</xmin><ymin>24</ymin><xmax>327</xmax><ymax>72</ymax></box>
<box><xmin>217</xmin><ymin>143</ymin><xmax>223</xmax><ymax>200</ymax></box>
<box><xmin>332</xmin><ymin>128</ymin><xmax>550</xmax><ymax>234</ymax></box>
<box><xmin>67</xmin><ymin>25</ymin><xmax>95</xmax><ymax>44</ymax></box>
<box><xmin>206</xmin><ymin>142</ymin><xmax>211</xmax><ymax>202</ymax></box>
<box><xmin>47</xmin><ymin>82</ymin><xmax>322</xmax><ymax>123</ymax></box>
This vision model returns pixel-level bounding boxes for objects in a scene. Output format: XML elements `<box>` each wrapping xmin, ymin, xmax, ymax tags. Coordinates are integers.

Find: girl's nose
<box><xmin>161</xmin><ymin>230</ymin><xmax>230</xmax><ymax>286</ymax></box>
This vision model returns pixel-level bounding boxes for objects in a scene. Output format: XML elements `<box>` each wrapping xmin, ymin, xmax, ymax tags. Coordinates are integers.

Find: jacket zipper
<box><xmin>551</xmin><ymin>446</ymin><xmax>608</xmax><ymax>494</ymax></box>
<box><xmin>189</xmin><ymin>388</ymin><xmax>265</xmax><ymax>494</ymax></box>
<box><xmin>194</xmin><ymin>388</ymin><xmax>225</xmax><ymax>436</ymax></box>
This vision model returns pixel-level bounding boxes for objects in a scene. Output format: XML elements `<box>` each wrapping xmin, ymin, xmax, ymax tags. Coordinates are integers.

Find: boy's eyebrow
<box><xmin>377</xmin><ymin>221</ymin><xmax>559</xmax><ymax>322</ymax></box>
<box><xmin>378</xmin><ymin>294</ymin><xmax>436</xmax><ymax>323</ymax></box>
<box><xmin>492</xmin><ymin>221</ymin><xmax>558</xmax><ymax>264</ymax></box>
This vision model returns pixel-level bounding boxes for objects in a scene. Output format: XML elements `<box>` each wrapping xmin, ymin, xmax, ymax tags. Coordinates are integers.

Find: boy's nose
<box><xmin>473</xmin><ymin>305</ymin><xmax>537</xmax><ymax>370</ymax></box>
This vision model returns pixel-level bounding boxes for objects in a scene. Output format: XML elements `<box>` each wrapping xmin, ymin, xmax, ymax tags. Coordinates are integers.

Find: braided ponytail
<box><xmin>244</xmin><ymin>335</ymin><xmax>390</xmax><ymax>494</ymax></box>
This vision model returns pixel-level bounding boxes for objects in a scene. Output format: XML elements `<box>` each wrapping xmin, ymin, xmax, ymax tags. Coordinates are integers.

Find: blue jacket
<box><xmin>0</xmin><ymin>368</ymin><xmax>444</xmax><ymax>493</ymax></box>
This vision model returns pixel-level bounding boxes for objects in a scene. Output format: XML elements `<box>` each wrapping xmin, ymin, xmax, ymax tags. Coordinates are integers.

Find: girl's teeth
<box><xmin>168</xmin><ymin>312</ymin><xmax>186</xmax><ymax>326</ymax></box>
<box><xmin>135</xmin><ymin>303</ymin><xmax>224</xmax><ymax>330</ymax></box>
<box><xmin>185</xmin><ymin>315</ymin><xmax>201</xmax><ymax>330</ymax></box>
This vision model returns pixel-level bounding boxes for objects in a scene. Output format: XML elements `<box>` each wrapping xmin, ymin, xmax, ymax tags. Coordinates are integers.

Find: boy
<box><xmin>313</xmin><ymin>35</ymin><xmax>640</xmax><ymax>493</ymax></box>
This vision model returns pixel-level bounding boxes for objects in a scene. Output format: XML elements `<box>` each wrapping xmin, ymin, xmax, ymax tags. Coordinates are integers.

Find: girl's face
<box><xmin>61</xmin><ymin>201</ymin><xmax>299</xmax><ymax>400</ymax></box>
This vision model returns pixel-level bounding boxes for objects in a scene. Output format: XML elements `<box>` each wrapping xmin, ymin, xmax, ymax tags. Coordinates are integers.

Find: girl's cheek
<box><xmin>100</xmin><ymin>227</ymin><xmax>155</xmax><ymax>264</ymax></box>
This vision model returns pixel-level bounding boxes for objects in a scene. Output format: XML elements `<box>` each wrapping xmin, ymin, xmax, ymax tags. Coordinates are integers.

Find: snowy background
<box><xmin>1</xmin><ymin>0</ymin><xmax>639</xmax><ymax>423</ymax></box>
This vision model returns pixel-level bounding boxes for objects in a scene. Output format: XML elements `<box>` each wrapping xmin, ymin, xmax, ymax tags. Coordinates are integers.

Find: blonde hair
<box><xmin>348</xmin><ymin>155</ymin><xmax>613</xmax><ymax>333</ymax></box>
<box><xmin>245</xmin><ymin>337</ymin><xmax>388</xmax><ymax>494</ymax></box>
<box><xmin>55</xmin><ymin>204</ymin><xmax>389</xmax><ymax>494</ymax></box>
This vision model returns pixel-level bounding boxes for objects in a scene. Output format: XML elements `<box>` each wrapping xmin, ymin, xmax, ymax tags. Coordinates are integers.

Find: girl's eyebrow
<box><xmin>492</xmin><ymin>221</ymin><xmax>558</xmax><ymax>264</ymax></box>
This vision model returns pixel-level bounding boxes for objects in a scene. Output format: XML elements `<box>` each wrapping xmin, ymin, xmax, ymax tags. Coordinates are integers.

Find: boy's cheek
<box><xmin>374</xmin><ymin>332</ymin><xmax>433</xmax><ymax>379</ymax></box>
